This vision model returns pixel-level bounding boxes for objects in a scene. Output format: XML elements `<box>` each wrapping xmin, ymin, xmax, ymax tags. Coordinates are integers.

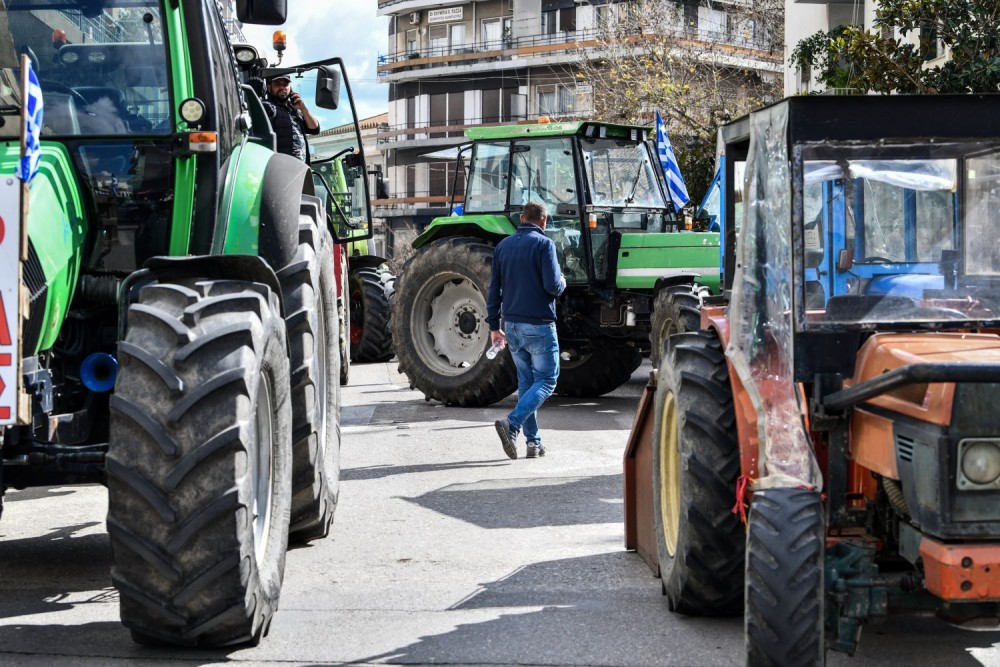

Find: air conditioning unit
<box><xmin>409</xmin><ymin>12</ymin><xmax>421</xmax><ymax>24</ymax></box>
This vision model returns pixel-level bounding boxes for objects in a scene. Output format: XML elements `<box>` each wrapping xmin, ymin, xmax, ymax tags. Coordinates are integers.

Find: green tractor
<box><xmin>391</xmin><ymin>120</ymin><xmax>720</xmax><ymax>406</ymax></box>
<box><xmin>313</xmin><ymin>158</ymin><xmax>394</xmax><ymax>376</ymax></box>
<box><xmin>0</xmin><ymin>0</ymin><xmax>372</xmax><ymax>647</ymax></box>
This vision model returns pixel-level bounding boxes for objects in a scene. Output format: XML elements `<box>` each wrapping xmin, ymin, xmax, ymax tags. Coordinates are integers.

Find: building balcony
<box><xmin>377</xmin><ymin>26</ymin><xmax>780</xmax><ymax>80</ymax></box>
<box><xmin>375</xmin><ymin>112</ymin><xmax>599</xmax><ymax>150</ymax></box>
<box><xmin>376</xmin><ymin>0</ymin><xmax>457</xmax><ymax>16</ymax></box>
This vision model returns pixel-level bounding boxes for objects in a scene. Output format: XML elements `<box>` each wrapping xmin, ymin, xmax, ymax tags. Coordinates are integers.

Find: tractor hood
<box><xmin>1</xmin><ymin>142</ymin><xmax>87</xmax><ymax>356</ymax></box>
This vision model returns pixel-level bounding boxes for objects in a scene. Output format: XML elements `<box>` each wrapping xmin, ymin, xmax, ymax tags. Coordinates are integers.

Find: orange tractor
<box><xmin>625</xmin><ymin>95</ymin><xmax>1000</xmax><ymax>664</ymax></box>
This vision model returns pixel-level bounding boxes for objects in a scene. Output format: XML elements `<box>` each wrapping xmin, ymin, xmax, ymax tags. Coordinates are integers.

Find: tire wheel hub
<box><xmin>425</xmin><ymin>279</ymin><xmax>487</xmax><ymax>369</ymax></box>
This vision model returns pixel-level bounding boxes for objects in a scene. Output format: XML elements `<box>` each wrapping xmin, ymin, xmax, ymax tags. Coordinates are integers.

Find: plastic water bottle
<box><xmin>486</xmin><ymin>339</ymin><xmax>506</xmax><ymax>360</ymax></box>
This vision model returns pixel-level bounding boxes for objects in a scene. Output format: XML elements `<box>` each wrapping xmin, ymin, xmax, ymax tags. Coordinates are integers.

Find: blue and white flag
<box><xmin>655</xmin><ymin>111</ymin><xmax>689</xmax><ymax>208</ymax></box>
<box><xmin>19</xmin><ymin>63</ymin><xmax>44</xmax><ymax>183</ymax></box>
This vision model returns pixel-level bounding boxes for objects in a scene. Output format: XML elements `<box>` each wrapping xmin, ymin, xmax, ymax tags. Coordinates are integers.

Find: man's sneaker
<box><xmin>526</xmin><ymin>441</ymin><xmax>545</xmax><ymax>458</ymax></box>
<box><xmin>495</xmin><ymin>419</ymin><xmax>518</xmax><ymax>460</ymax></box>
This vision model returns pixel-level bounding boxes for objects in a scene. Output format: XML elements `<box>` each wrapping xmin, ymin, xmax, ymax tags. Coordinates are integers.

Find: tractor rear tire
<box><xmin>278</xmin><ymin>217</ymin><xmax>341</xmax><ymax>543</ymax></box>
<box><xmin>650</xmin><ymin>284</ymin><xmax>708</xmax><ymax>367</ymax></box>
<box><xmin>392</xmin><ymin>236</ymin><xmax>517</xmax><ymax>406</ymax></box>
<box><xmin>554</xmin><ymin>347</ymin><xmax>641</xmax><ymax>397</ymax></box>
<box><xmin>745</xmin><ymin>487</ymin><xmax>826</xmax><ymax>667</ymax></box>
<box><xmin>349</xmin><ymin>267</ymin><xmax>394</xmax><ymax>363</ymax></box>
<box><xmin>652</xmin><ymin>330</ymin><xmax>744</xmax><ymax>615</ymax></box>
<box><xmin>108</xmin><ymin>278</ymin><xmax>291</xmax><ymax>647</ymax></box>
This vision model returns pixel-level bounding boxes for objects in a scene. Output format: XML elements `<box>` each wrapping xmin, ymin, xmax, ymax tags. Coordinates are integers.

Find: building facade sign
<box><xmin>428</xmin><ymin>7</ymin><xmax>463</xmax><ymax>23</ymax></box>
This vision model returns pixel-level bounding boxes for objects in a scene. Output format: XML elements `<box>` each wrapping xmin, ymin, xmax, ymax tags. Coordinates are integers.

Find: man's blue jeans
<box><xmin>504</xmin><ymin>321</ymin><xmax>560</xmax><ymax>444</ymax></box>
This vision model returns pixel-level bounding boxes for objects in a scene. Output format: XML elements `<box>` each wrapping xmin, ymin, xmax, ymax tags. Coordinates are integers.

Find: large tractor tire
<box><xmin>745</xmin><ymin>487</ymin><xmax>826</xmax><ymax>667</ymax></box>
<box><xmin>652</xmin><ymin>330</ymin><xmax>744</xmax><ymax>615</ymax></box>
<box><xmin>392</xmin><ymin>236</ymin><xmax>517</xmax><ymax>406</ymax></box>
<box><xmin>554</xmin><ymin>347</ymin><xmax>641</xmax><ymax>397</ymax></box>
<box><xmin>650</xmin><ymin>284</ymin><xmax>708</xmax><ymax>367</ymax></box>
<box><xmin>336</xmin><ymin>246</ymin><xmax>350</xmax><ymax>386</ymax></box>
<box><xmin>108</xmin><ymin>278</ymin><xmax>292</xmax><ymax>647</ymax></box>
<box><xmin>349</xmin><ymin>267</ymin><xmax>394</xmax><ymax>363</ymax></box>
<box><xmin>278</xmin><ymin>218</ymin><xmax>341</xmax><ymax>543</ymax></box>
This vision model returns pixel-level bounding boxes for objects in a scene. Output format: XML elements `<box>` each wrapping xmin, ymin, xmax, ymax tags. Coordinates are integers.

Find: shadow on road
<box><xmin>403</xmin><ymin>473</ymin><xmax>622</xmax><ymax>529</ymax></box>
<box><xmin>342</xmin><ymin>460</ymin><xmax>509</xmax><ymax>482</ymax></box>
<box><xmin>0</xmin><ymin>523</ymin><xmax>112</xmax><ymax>620</ymax></box>
<box><xmin>358</xmin><ymin>551</ymin><xmax>743</xmax><ymax>667</ymax></box>
<box><xmin>352</xmin><ymin>550</ymin><xmax>1000</xmax><ymax>667</ymax></box>
<box><xmin>343</xmin><ymin>391</ymin><xmax>643</xmax><ymax>433</ymax></box>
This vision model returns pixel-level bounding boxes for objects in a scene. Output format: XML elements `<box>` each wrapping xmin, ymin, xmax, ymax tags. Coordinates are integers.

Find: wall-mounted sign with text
<box><xmin>428</xmin><ymin>7</ymin><xmax>463</xmax><ymax>23</ymax></box>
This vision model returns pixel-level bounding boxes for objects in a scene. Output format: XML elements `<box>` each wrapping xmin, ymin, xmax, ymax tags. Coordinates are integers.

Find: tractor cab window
<box><xmin>580</xmin><ymin>136</ymin><xmax>668</xmax><ymax>221</ymax></box>
<box><xmin>798</xmin><ymin>145</ymin><xmax>1000</xmax><ymax>327</ymax></box>
<box><xmin>464</xmin><ymin>141</ymin><xmax>510</xmax><ymax>213</ymax></box>
<box><xmin>508</xmin><ymin>137</ymin><xmax>576</xmax><ymax>213</ymax></box>
<box><xmin>1</xmin><ymin>1</ymin><xmax>172</xmax><ymax>137</ymax></box>
<box><xmin>966</xmin><ymin>149</ymin><xmax>1000</xmax><ymax>275</ymax></box>
<box><xmin>505</xmin><ymin>137</ymin><xmax>587</xmax><ymax>283</ymax></box>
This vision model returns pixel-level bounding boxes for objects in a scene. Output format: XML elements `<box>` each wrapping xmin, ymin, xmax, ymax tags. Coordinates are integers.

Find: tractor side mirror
<box><xmin>315</xmin><ymin>66</ymin><xmax>341</xmax><ymax>110</ymax></box>
<box><xmin>236</xmin><ymin>0</ymin><xmax>287</xmax><ymax>25</ymax></box>
<box><xmin>343</xmin><ymin>152</ymin><xmax>363</xmax><ymax>169</ymax></box>
<box><xmin>836</xmin><ymin>248</ymin><xmax>854</xmax><ymax>271</ymax></box>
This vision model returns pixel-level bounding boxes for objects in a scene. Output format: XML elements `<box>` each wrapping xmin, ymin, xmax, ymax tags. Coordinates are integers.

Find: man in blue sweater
<box><xmin>487</xmin><ymin>200</ymin><xmax>567</xmax><ymax>459</ymax></box>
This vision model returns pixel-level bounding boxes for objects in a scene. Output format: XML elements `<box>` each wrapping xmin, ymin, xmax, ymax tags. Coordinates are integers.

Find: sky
<box><xmin>242</xmin><ymin>4</ymin><xmax>390</xmax><ymax>130</ymax></box>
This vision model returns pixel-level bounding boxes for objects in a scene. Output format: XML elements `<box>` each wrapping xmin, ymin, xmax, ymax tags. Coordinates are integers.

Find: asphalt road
<box><xmin>2</xmin><ymin>361</ymin><xmax>1000</xmax><ymax>666</ymax></box>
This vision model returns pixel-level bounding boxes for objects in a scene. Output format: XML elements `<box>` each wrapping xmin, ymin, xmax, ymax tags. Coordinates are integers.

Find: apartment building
<box><xmin>785</xmin><ymin>0</ymin><xmax>948</xmax><ymax>95</ymax></box>
<box><xmin>375</xmin><ymin>0</ymin><xmax>781</xmax><ymax>258</ymax></box>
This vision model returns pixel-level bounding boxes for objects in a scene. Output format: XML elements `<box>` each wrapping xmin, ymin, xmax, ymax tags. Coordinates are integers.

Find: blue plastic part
<box><xmin>80</xmin><ymin>352</ymin><xmax>118</xmax><ymax>393</ymax></box>
<box><xmin>865</xmin><ymin>274</ymin><xmax>944</xmax><ymax>300</ymax></box>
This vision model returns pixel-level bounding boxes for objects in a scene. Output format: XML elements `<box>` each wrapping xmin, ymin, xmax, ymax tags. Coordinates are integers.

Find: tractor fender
<box><xmin>219</xmin><ymin>147</ymin><xmax>313</xmax><ymax>272</ymax></box>
<box><xmin>412</xmin><ymin>214</ymin><xmax>515</xmax><ymax>250</ymax></box>
<box><xmin>653</xmin><ymin>274</ymin><xmax>702</xmax><ymax>293</ymax></box>
<box><xmin>347</xmin><ymin>255</ymin><xmax>387</xmax><ymax>271</ymax></box>
<box><xmin>257</xmin><ymin>153</ymin><xmax>315</xmax><ymax>272</ymax></box>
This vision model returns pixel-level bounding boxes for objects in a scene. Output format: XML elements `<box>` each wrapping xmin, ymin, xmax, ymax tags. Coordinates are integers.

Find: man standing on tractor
<box><xmin>487</xmin><ymin>201</ymin><xmax>566</xmax><ymax>460</ymax></box>
<box><xmin>264</xmin><ymin>74</ymin><xmax>320</xmax><ymax>162</ymax></box>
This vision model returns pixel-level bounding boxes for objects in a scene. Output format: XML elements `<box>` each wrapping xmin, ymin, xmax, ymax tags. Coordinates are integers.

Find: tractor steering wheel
<box><xmin>40</xmin><ymin>81</ymin><xmax>92</xmax><ymax>111</ymax></box>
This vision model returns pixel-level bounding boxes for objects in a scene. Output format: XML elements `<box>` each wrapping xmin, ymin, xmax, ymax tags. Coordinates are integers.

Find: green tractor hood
<box><xmin>1</xmin><ymin>142</ymin><xmax>87</xmax><ymax>356</ymax></box>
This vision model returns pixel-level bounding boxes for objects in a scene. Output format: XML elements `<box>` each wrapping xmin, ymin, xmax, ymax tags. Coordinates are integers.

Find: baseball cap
<box><xmin>269</xmin><ymin>74</ymin><xmax>291</xmax><ymax>84</ymax></box>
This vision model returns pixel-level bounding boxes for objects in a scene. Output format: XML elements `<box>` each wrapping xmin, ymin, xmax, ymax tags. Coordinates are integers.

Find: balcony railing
<box><xmin>378</xmin><ymin>25</ymin><xmax>777</xmax><ymax>73</ymax></box>
<box><xmin>375</xmin><ymin>111</ymin><xmax>601</xmax><ymax>145</ymax></box>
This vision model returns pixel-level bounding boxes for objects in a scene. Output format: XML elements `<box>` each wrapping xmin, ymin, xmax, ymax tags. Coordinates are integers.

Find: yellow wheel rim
<box><xmin>657</xmin><ymin>391</ymin><xmax>681</xmax><ymax>557</ymax></box>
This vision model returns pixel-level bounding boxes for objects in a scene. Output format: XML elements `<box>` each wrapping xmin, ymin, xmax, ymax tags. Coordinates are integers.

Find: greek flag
<box><xmin>19</xmin><ymin>64</ymin><xmax>43</xmax><ymax>183</ymax></box>
<box><xmin>655</xmin><ymin>111</ymin><xmax>689</xmax><ymax>208</ymax></box>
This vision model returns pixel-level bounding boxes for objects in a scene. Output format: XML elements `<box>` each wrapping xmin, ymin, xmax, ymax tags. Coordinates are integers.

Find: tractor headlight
<box><xmin>958</xmin><ymin>439</ymin><xmax>1000</xmax><ymax>488</ymax></box>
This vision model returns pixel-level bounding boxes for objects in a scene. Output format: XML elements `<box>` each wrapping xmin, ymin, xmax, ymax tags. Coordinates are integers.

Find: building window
<box><xmin>921</xmin><ymin>26</ymin><xmax>944</xmax><ymax>61</ymax></box>
<box><xmin>430</xmin><ymin>93</ymin><xmax>447</xmax><ymax>138</ymax></box>
<box><xmin>429</xmin><ymin>162</ymin><xmax>449</xmax><ymax>197</ymax></box>
<box><xmin>542</xmin><ymin>10</ymin><xmax>556</xmax><ymax>35</ymax></box>
<box><xmin>697</xmin><ymin>6</ymin><xmax>726</xmax><ymax>41</ymax></box>
<box><xmin>405</xmin><ymin>164</ymin><xmax>416</xmax><ymax>198</ymax></box>
<box><xmin>429</xmin><ymin>92</ymin><xmax>465</xmax><ymax>138</ymax></box>
<box><xmin>405</xmin><ymin>96</ymin><xmax>416</xmax><ymax>129</ymax></box>
<box><xmin>732</xmin><ymin>18</ymin><xmax>755</xmax><ymax>48</ymax></box>
<box><xmin>429</xmin><ymin>24</ymin><xmax>447</xmax><ymax>56</ymax></box>
<box><xmin>537</xmin><ymin>84</ymin><xmax>575</xmax><ymax>117</ymax></box>
<box><xmin>482</xmin><ymin>88</ymin><xmax>518</xmax><ymax>123</ymax></box>
<box><xmin>450</xmin><ymin>24</ymin><xmax>466</xmax><ymax>53</ymax></box>
<box><xmin>482</xmin><ymin>18</ymin><xmax>509</xmax><ymax>48</ymax></box>
<box><xmin>406</xmin><ymin>29</ymin><xmax>418</xmax><ymax>55</ymax></box>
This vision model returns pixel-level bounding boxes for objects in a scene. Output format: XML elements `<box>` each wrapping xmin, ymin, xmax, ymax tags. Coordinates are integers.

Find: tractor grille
<box><xmin>22</xmin><ymin>240</ymin><xmax>47</xmax><ymax>357</ymax></box>
<box><xmin>896</xmin><ymin>434</ymin><xmax>915</xmax><ymax>464</ymax></box>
